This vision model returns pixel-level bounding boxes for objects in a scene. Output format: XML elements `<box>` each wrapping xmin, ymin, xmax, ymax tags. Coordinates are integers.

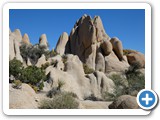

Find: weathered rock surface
<box><xmin>9</xmin><ymin>83</ymin><xmax>38</xmax><ymax>109</ymax></box>
<box><xmin>109</xmin><ymin>95</ymin><xmax>139</xmax><ymax>109</ymax></box>
<box><xmin>14</xmin><ymin>40</ymin><xmax>23</xmax><ymax>62</ymax></box>
<box><xmin>126</xmin><ymin>52</ymin><xmax>145</xmax><ymax>68</ymax></box>
<box><xmin>13</xmin><ymin>29</ymin><xmax>22</xmax><ymax>43</ymax></box>
<box><xmin>22</xmin><ymin>33</ymin><xmax>31</xmax><ymax>45</ymax></box>
<box><xmin>110</xmin><ymin>37</ymin><xmax>124</xmax><ymax>61</ymax></box>
<box><xmin>95</xmin><ymin>52</ymin><xmax>105</xmax><ymax>72</ymax></box>
<box><xmin>105</xmin><ymin>52</ymin><xmax>129</xmax><ymax>73</ymax></box>
<box><xmin>55</xmin><ymin>32</ymin><xmax>68</xmax><ymax>55</ymax></box>
<box><xmin>9</xmin><ymin>33</ymin><xmax>16</xmax><ymax>60</ymax></box>
<box><xmin>39</xmin><ymin>34</ymin><xmax>48</xmax><ymax>49</ymax></box>
<box><xmin>36</xmin><ymin>54</ymin><xmax>46</xmax><ymax>67</ymax></box>
<box><xmin>79</xmin><ymin>100</ymin><xmax>112</xmax><ymax>109</ymax></box>
<box><xmin>100</xmin><ymin>39</ymin><xmax>112</xmax><ymax>56</ymax></box>
<box><xmin>46</xmin><ymin>54</ymin><xmax>115</xmax><ymax>99</ymax></box>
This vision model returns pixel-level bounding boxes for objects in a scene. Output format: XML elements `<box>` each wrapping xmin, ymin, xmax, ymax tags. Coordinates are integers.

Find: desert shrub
<box><xmin>20</xmin><ymin>66</ymin><xmax>47</xmax><ymax>91</ymax></box>
<box><xmin>9</xmin><ymin>58</ymin><xmax>23</xmax><ymax>79</ymax></box>
<box><xmin>28</xmin><ymin>84</ymin><xmax>39</xmax><ymax>93</ymax></box>
<box><xmin>84</xmin><ymin>94</ymin><xmax>102</xmax><ymax>101</ymax></box>
<box><xmin>125</xmin><ymin>65</ymin><xmax>145</xmax><ymax>94</ymax></box>
<box><xmin>50</xmin><ymin>60</ymin><xmax>57</xmax><ymax>66</ymax></box>
<box><xmin>41</xmin><ymin>62</ymin><xmax>50</xmax><ymax>70</ymax></box>
<box><xmin>103</xmin><ymin>74</ymin><xmax>129</xmax><ymax>101</ymax></box>
<box><xmin>50</xmin><ymin>50</ymin><xmax>58</xmax><ymax>57</ymax></box>
<box><xmin>83</xmin><ymin>64</ymin><xmax>94</xmax><ymax>74</ymax></box>
<box><xmin>57</xmin><ymin>80</ymin><xmax>65</xmax><ymax>91</ymax></box>
<box><xmin>12</xmin><ymin>80</ymin><xmax>22</xmax><ymax>89</ymax></box>
<box><xmin>62</xmin><ymin>55</ymin><xmax>67</xmax><ymax>64</ymax></box>
<box><xmin>39</xmin><ymin>92</ymin><xmax>79</xmax><ymax>109</ymax></box>
<box><xmin>20</xmin><ymin>43</ymin><xmax>32</xmax><ymax>62</ymax></box>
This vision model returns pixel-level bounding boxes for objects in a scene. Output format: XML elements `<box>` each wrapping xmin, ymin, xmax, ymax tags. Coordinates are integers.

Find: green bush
<box><xmin>12</xmin><ymin>80</ymin><xmax>22</xmax><ymax>89</ymax></box>
<box><xmin>103</xmin><ymin>74</ymin><xmax>129</xmax><ymax>101</ymax></box>
<box><xmin>39</xmin><ymin>92</ymin><xmax>79</xmax><ymax>109</ymax></box>
<box><xmin>20</xmin><ymin>66</ymin><xmax>46</xmax><ymax>86</ymax></box>
<box><xmin>41</xmin><ymin>62</ymin><xmax>50</xmax><ymax>70</ymax></box>
<box><xmin>83</xmin><ymin>64</ymin><xmax>94</xmax><ymax>74</ymax></box>
<box><xmin>9</xmin><ymin>58</ymin><xmax>23</xmax><ymax>79</ymax></box>
<box><xmin>57</xmin><ymin>80</ymin><xmax>65</xmax><ymax>91</ymax></box>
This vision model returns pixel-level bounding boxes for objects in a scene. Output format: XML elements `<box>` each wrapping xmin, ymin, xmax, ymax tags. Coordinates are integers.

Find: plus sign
<box><xmin>142</xmin><ymin>93</ymin><xmax>153</xmax><ymax>105</ymax></box>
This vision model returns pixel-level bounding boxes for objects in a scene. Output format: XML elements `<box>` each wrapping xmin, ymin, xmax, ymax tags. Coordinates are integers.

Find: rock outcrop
<box><xmin>126</xmin><ymin>52</ymin><xmax>145</xmax><ymax>68</ymax></box>
<box><xmin>9</xmin><ymin>83</ymin><xmax>38</xmax><ymax>109</ymax></box>
<box><xmin>39</xmin><ymin>34</ymin><xmax>48</xmax><ymax>50</ymax></box>
<box><xmin>9</xmin><ymin>29</ymin><xmax>23</xmax><ymax>62</ymax></box>
<box><xmin>110</xmin><ymin>37</ymin><xmax>124</xmax><ymax>61</ymax></box>
<box><xmin>13</xmin><ymin>29</ymin><xmax>22</xmax><ymax>43</ymax></box>
<box><xmin>65</xmin><ymin>15</ymin><xmax>128</xmax><ymax>71</ymax></box>
<box><xmin>55</xmin><ymin>32</ymin><xmax>68</xmax><ymax>55</ymax></box>
<box><xmin>105</xmin><ymin>52</ymin><xmax>129</xmax><ymax>73</ymax></box>
<box><xmin>22</xmin><ymin>33</ymin><xmax>31</xmax><ymax>45</ymax></box>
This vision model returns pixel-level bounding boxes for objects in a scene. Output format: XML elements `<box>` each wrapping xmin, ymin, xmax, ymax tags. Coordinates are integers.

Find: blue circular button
<box><xmin>137</xmin><ymin>89</ymin><xmax>158</xmax><ymax>110</ymax></box>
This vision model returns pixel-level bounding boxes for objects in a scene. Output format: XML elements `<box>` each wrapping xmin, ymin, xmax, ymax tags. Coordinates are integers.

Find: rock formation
<box><xmin>13</xmin><ymin>29</ymin><xmax>22</xmax><ymax>43</ymax></box>
<box><xmin>65</xmin><ymin>15</ymin><xmax>130</xmax><ymax>72</ymax></box>
<box><xmin>126</xmin><ymin>52</ymin><xmax>145</xmax><ymax>68</ymax></box>
<box><xmin>55</xmin><ymin>32</ymin><xmax>68</xmax><ymax>55</ymax></box>
<box><xmin>39</xmin><ymin>34</ymin><xmax>48</xmax><ymax>50</ymax></box>
<box><xmin>9</xmin><ymin>14</ymin><xmax>145</xmax><ymax>109</ymax></box>
<box><xmin>9</xmin><ymin>29</ymin><xmax>23</xmax><ymax>62</ymax></box>
<box><xmin>22</xmin><ymin>33</ymin><xmax>31</xmax><ymax>45</ymax></box>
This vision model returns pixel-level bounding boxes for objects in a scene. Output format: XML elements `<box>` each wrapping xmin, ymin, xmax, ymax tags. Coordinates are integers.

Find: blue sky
<box><xmin>10</xmin><ymin>9</ymin><xmax>145</xmax><ymax>53</ymax></box>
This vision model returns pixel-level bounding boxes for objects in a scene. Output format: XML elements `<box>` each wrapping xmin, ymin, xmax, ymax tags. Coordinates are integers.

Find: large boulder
<box><xmin>9</xmin><ymin>83</ymin><xmax>38</xmax><ymax>109</ymax></box>
<box><xmin>110</xmin><ymin>37</ymin><xmax>124</xmax><ymax>61</ymax></box>
<box><xmin>100</xmin><ymin>39</ymin><xmax>112</xmax><ymax>56</ymax></box>
<box><xmin>55</xmin><ymin>32</ymin><xmax>68</xmax><ymax>55</ymax></box>
<box><xmin>105</xmin><ymin>52</ymin><xmax>129</xmax><ymax>73</ymax></box>
<box><xmin>126</xmin><ymin>52</ymin><xmax>145</xmax><ymax>68</ymax></box>
<box><xmin>109</xmin><ymin>95</ymin><xmax>139</xmax><ymax>109</ymax></box>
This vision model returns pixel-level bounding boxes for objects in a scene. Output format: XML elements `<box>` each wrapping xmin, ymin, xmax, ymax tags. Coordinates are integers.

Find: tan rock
<box><xmin>93</xmin><ymin>16</ymin><xmax>110</xmax><ymax>42</ymax></box>
<box><xmin>27</xmin><ymin>58</ymin><xmax>32</xmax><ymax>66</ymax></box>
<box><xmin>9</xmin><ymin>83</ymin><xmax>38</xmax><ymax>109</ymax></box>
<box><xmin>9</xmin><ymin>33</ymin><xmax>16</xmax><ymax>60</ymax></box>
<box><xmin>110</xmin><ymin>37</ymin><xmax>124</xmax><ymax>61</ymax></box>
<box><xmin>95</xmin><ymin>52</ymin><xmax>105</xmax><ymax>72</ymax></box>
<box><xmin>36</xmin><ymin>54</ymin><xmax>46</xmax><ymax>67</ymax></box>
<box><xmin>105</xmin><ymin>52</ymin><xmax>129</xmax><ymax>73</ymax></box>
<box><xmin>78</xmin><ymin>100</ymin><xmax>112</xmax><ymax>109</ymax></box>
<box><xmin>100</xmin><ymin>39</ymin><xmax>112</xmax><ymax>56</ymax></box>
<box><xmin>55</xmin><ymin>32</ymin><xmax>68</xmax><ymax>55</ymax></box>
<box><xmin>109</xmin><ymin>95</ymin><xmax>139</xmax><ymax>109</ymax></box>
<box><xmin>126</xmin><ymin>52</ymin><xmax>145</xmax><ymax>68</ymax></box>
<box><xmin>14</xmin><ymin>40</ymin><xmax>23</xmax><ymax>62</ymax></box>
<box><xmin>39</xmin><ymin>34</ymin><xmax>48</xmax><ymax>49</ymax></box>
<box><xmin>22</xmin><ymin>33</ymin><xmax>31</xmax><ymax>45</ymax></box>
<box><xmin>13</xmin><ymin>29</ymin><xmax>22</xmax><ymax>43</ymax></box>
